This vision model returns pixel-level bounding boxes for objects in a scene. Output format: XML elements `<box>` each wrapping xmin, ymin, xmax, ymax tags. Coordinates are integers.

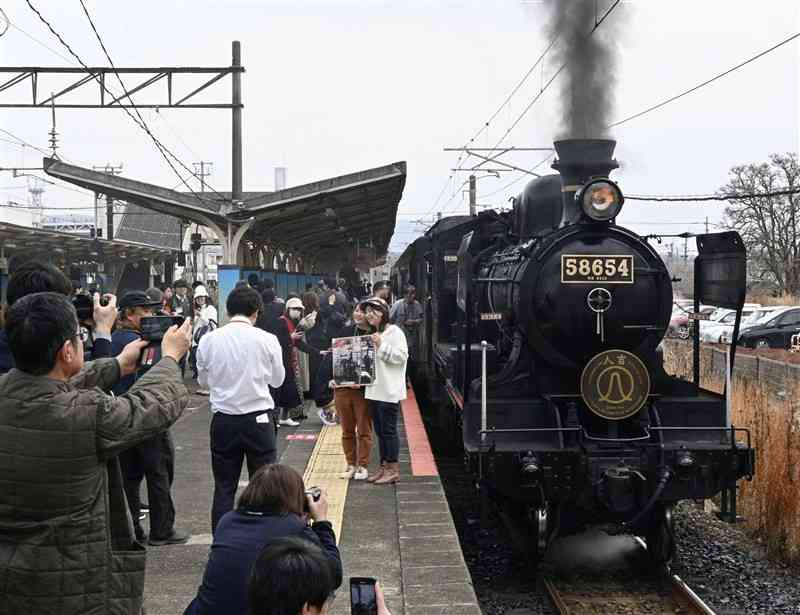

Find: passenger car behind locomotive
<box><xmin>395</xmin><ymin>139</ymin><xmax>754</xmax><ymax>565</ymax></box>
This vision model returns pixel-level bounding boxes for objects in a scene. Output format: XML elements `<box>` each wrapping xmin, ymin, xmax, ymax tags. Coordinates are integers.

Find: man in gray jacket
<box><xmin>0</xmin><ymin>292</ymin><xmax>192</xmax><ymax>615</ymax></box>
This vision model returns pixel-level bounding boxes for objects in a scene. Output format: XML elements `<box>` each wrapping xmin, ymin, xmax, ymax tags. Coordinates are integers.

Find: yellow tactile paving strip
<box><xmin>303</xmin><ymin>424</ymin><xmax>348</xmax><ymax>542</ymax></box>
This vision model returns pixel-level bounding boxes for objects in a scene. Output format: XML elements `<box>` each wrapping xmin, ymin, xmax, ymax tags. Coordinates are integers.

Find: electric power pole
<box><xmin>92</xmin><ymin>164</ymin><xmax>123</xmax><ymax>239</ymax></box>
<box><xmin>192</xmin><ymin>161</ymin><xmax>213</xmax><ymax>193</ymax></box>
<box><xmin>684</xmin><ymin>235</ymin><xmax>688</xmax><ymax>261</ymax></box>
<box><xmin>469</xmin><ymin>174</ymin><xmax>476</xmax><ymax>217</ymax></box>
<box><xmin>705</xmin><ymin>216</ymin><xmax>709</xmax><ymax>234</ymax></box>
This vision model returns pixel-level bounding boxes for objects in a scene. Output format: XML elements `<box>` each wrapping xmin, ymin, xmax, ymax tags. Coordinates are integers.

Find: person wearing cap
<box><xmin>112</xmin><ymin>289</ymin><xmax>191</xmax><ymax>546</ymax></box>
<box><xmin>191</xmin><ymin>285</ymin><xmax>218</xmax><ymax>394</ymax></box>
<box><xmin>173</xmin><ymin>279</ymin><xmax>192</xmax><ymax>317</ymax></box>
<box><xmin>362</xmin><ymin>296</ymin><xmax>408</xmax><ymax>485</ymax></box>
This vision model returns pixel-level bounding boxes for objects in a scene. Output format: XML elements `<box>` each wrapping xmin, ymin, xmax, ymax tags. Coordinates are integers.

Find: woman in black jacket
<box><xmin>184</xmin><ymin>464</ymin><xmax>341</xmax><ymax>615</ymax></box>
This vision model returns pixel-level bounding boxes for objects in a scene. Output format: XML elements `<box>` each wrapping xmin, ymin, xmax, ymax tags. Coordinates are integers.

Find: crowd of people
<box><xmin>0</xmin><ymin>261</ymin><xmax>415</xmax><ymax>615</ymax></box>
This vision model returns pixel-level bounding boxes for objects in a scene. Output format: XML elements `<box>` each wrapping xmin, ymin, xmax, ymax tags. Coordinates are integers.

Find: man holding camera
<box><xmin>0</xmin><ymin>291</ymin><xmax>192</xmax><ymax>615</ymax></box>
<box><xmin>113</xmin><ymin>289</ymin><xmax>190</xmax><ymax>545</ymax></box>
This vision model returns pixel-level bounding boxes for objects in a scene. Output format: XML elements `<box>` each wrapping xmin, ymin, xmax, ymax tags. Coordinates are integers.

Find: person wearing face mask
<box><xmin>191</xmin><ymin>286</ymin><xmax>218</xmax><ymax>395</ymax></box>
<box><xmin>275</xmin><ymin>297</ymin><xmax>306</xmax><ymax>426</ymax></box>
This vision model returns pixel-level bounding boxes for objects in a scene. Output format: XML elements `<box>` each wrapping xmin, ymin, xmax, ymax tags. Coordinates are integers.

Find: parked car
<box><xmin>737</xmin><ymin>306</ymin><xmax>800</xmax><ymax>349</ymax></box>
<box><xmin>699</xmin><ymin>307</ymin><xmax>758</xmax><ymax>342</ymax></box>
<box><xmin>718</xmin><ymin>306</ymin><xmax>786</xmax><ymax>344</ymax></box>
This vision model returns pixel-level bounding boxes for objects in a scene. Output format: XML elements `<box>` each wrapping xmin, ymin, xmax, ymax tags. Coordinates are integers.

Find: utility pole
<box><xmin>192</xmin><ymin>161</ymin><xmax>213</xmax><ymax>193</ymax></box>
<box><xmin>705</xmin><ymin>216</ymin><xmax>709</xmax><ymax>234</ymax></box>
<box><xmin>92</xmin><ymin>164</ymin><xmax>123</xmax><ymax>239</ymax></box>
<box><xmin>469</xmin><ymin>174</ymin><xmax>476</xmax><ymax>217</ymax></box>
<box><xmin>231</xmin><ymin>41</ymin><xmax>243</xmax><ymax>206</ymax></box>
<box><xmin>683</xmin><ymin>234</ymin><xmax>688</xmax><ymax>261</ymax></box>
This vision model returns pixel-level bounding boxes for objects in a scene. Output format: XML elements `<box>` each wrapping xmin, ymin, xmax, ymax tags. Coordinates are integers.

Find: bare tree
<box><xmin>722</xmin><ymin>153</ymin><xmax>799</xmax><ymax>295</ymax></box>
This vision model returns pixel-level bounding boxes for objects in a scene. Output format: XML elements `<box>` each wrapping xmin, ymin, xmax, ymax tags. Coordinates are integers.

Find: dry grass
<box><xmin>746</xmin><ymin>292</ymin><xmax>800</xmax><ymax>307</ymax></box>
<box><xmin>732</xmin><ymin>379</ymin><xmax>800</xmax><ymax>562</ymax></box>
<box><xmin>662</xmin><ymin>340</ymin><xmax>800</xmax><ymax>563</ymax></box>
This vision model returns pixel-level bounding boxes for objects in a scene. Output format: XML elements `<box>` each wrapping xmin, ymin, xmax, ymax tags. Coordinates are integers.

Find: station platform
<box><xmin>142</xmin><ymin>386</ymin><xmax>480</xmax><ymax>615</ymax></box>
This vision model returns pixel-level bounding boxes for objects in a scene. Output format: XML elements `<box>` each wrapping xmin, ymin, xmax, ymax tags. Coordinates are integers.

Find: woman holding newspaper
<box><xmin>332</xmin><ymin>304</ymin><xmax>374</xmax><ymax>481</ymax></box>
<box><xmin>361</xmin><ymin>297</ymin><xmax>408</xmax><ymax>485</ymax></box>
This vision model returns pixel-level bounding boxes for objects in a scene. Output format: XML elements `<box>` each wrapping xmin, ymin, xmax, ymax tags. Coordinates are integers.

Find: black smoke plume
<box><xmin>545</xmin><ymin>0</ymin><xmax>620</xmax><ymax>138</ymax></box>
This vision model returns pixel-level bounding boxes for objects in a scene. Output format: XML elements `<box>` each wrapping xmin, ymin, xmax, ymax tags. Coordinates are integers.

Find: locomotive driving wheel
<box><xmin>497</xmin><ymin>501</ymin><xmax>556</xmax><ymax>565</ymax></box>
<box><xmin>645</xmin><ymin>503</ymin><xmax>676</xmax><ymax>570</ymax></box>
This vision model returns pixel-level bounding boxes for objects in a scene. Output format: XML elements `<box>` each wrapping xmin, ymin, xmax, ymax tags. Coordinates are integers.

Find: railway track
<box><xmin>542</xmin><ymin>572</ymin><xmax>716</xmax><ymax>615</ymax></box>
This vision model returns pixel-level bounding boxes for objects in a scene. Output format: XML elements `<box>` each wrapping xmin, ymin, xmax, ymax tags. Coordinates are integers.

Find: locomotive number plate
<box><xmin>561</xmin><ymin>255</ymin><xmax>634</xmax><ymax>284</ymax></box>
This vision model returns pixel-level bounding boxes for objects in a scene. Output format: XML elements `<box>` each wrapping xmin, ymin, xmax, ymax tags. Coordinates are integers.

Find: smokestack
<box><xmin>274</xmin><ymin>167</ymin><xmax>287</xmax><ymax>191</ymax></box>
<box><xmin>552</xmin><ymin>138</ymin><xmax>618</xmax><ymax>224</ymax></box>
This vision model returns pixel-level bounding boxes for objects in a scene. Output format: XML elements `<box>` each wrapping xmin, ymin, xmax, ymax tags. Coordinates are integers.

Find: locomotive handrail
<box><xmin>479</xmin><ymin>427</ymin><xmax>582</xmax><ymax>434</ymax></box>
<box><xmin>649</xmin><ymin>426</ymin><xmax>752</xmax><ymax>451</ymax></box>
<box><xmin>480</xmin><ymin>341</ymin><xmax>488</xmax><ymax>445</ymax></box>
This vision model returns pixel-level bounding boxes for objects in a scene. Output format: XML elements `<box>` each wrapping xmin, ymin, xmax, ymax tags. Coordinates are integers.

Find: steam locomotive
<box><xmin>393</xmin><ymin>139</ymin><xmax>755</xmax><ymax>565</ymax></box>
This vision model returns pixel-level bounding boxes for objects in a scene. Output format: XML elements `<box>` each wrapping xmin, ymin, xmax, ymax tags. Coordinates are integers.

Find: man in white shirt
<box><xmin>197</xmin><ymin>285</ymin><xmax>285</xmax><ymax>532</ymax></box>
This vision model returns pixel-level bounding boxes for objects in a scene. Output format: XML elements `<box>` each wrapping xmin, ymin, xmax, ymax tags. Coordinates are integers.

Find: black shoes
<box><xmin>148</xmin><ymin>529</ymin><xmax>190</xmax><ymax>546</ymax></box>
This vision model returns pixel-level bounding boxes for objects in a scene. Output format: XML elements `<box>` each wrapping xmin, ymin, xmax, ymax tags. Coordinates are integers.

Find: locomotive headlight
<box><xmin>578</xmin><ymin>179</ymin><xmax>624</xmax><ymax>222</ymax></box>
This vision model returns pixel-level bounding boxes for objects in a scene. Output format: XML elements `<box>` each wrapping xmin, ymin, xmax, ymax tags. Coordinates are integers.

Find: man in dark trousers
<box><xmin>0</xmin><ymin>292</ymin><xmax>192</xmax><ymax>615</ymax></box>
<box><xmin>112</xmin><ymin>289</ymin><xmax>190</xmax><ymax>546</ymax></box>
<box><xmin>196</xmin><ymin>286</ymin><xmax>285</xmax><ymax>532</ymax></box>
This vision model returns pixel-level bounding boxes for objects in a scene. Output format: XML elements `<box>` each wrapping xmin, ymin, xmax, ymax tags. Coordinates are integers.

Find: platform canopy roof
<box><xmin>0</xmin><ymin>219</ymin><xmax>173</xmax><ymax>266</ymax></box>
<box><xmin>44</xmin><ymin>158</ymin><xmax>406</xmax><ymax>267</ymax></box>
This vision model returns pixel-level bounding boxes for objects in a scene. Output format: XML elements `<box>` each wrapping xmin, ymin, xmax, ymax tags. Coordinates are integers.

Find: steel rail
<box><xmin>542</xmin><ymin>573</ymin><xmax>717</xmax><ymax>615</ymax></box>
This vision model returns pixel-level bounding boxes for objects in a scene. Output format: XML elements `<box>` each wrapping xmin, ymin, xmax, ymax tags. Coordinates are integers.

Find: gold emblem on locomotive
<box><xmin>580</xmin><ymin>350</ymin><xmax>650</xmax><ymax>420</ymax></box>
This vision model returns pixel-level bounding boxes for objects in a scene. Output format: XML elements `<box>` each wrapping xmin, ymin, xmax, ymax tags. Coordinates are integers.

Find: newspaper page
<box><xmin>332</xmin><ymin>335</ymin><xmax>377</xmax><ymax>386</ymax></box>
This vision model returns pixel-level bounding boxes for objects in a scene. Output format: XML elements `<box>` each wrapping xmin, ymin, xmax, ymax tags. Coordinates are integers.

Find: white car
<box><xmin>698</xmin><ymin>308</ymin><xmax>753</xmax><ymax>341</ymax></box>
<box><xmin>718</xmin><ymin>306</ymin><xmax>788</xmax><ymax>344</ymax></box>
<box><xmin>699</xmin><ymin>306</ymin><xmax>761</xmax><ymax>343</ymax></box>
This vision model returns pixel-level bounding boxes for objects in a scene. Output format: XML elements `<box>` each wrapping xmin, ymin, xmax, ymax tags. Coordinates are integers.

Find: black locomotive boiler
<box><xmin>394</xmin><ymin>138</ymin><xmax>755</xmax><ymax>566</ymax></box>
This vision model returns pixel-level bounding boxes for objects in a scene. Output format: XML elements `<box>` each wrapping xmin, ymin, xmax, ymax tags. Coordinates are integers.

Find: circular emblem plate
<box><xmin>580</xmin><ymin>350</ymin><xmax>650</xmax><ymax>420</ymax></box>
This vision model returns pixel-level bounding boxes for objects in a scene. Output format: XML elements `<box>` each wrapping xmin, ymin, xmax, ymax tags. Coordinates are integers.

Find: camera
<box><xmin>72</xmin><ymin>293</ymin><xmax>110</xmax><ymax>322</ymax></box>
<box><xmin>140</xmin><ymin>315</ymin><xmax>185</xmax><ymax>342</ymax></box>
<box><xmin>303</xmin><ymin>486</ymin><xmax>322</xmax><ymax>512</ymax></box>
<box><xmin>72</xmin><ymin>294</ymin><xmax>93</xmax><ymax>321</ymax></box>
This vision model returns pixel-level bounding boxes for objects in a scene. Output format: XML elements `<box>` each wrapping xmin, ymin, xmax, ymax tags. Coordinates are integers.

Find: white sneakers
<box><xmin>339</xmin><ymin>466</ymin><xmax>368</xmax><ymax>480</ymax></box>
<box><xmin>196</xmin><ymin>388</ymin><xmax>209</xmax><ymax>396</ymax></box>
<box><xmin>279</xmin><ymin>418</ymin><xmax>300</xmax><ymax>427</ymax></box>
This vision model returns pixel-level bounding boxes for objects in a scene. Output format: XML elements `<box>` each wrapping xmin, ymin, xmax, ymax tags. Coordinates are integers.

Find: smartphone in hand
<box><xmin>350</xmin><ymin>577</ymin><xmax>377</xmax><ymax>615</ymax></box>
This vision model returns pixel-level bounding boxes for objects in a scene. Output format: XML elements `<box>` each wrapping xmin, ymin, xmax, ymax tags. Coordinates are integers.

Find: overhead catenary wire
<box><xmin>609</xmin><ymin>30</ymin><xmax>800</xmax><ymax>128</ymax></box>
<box><xmin>427</xmin><ymin>34</ymin><xmax>560</xmax><ymax>218</ymax></box>
<box><xmin>23</xmin><ymin>0</ymin><xmax>221</xmax><ymax>207</ymax></box>
<box><xmin>75</xmin><ymin>0</ymin><xmax>222</xmax><ymax>203</ymax></box>
<box><xmin>430</xmin><ymin>0</ymin><xmax>621</xmax><ymax>220</ymax></box>
<box><xmin>488</xmin><ymin>0</ymin><xmax>622</xmax><ymax>152</ymax></box>
<box><xmin>477</xmin><ymin>151</ymin><xmax>556</xmax><ymax>200</ymax></box>
<box><xmin>627</xmin><ymin>187</ymin><xmax>800</xmax><ymax>202</ymax></box>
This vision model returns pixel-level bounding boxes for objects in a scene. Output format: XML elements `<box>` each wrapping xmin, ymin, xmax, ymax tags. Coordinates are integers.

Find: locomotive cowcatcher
<box><xmin>394</xmin><ymin>138</ymin><xmax>755</xmax><ymax>566</ymax></box>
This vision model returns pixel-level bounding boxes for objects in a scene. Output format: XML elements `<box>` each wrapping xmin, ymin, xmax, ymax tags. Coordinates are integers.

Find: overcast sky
<box><xmin>1</xmin><ymin>0</ymin><xmax>798</xmax><ymax>256</ymax></box>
